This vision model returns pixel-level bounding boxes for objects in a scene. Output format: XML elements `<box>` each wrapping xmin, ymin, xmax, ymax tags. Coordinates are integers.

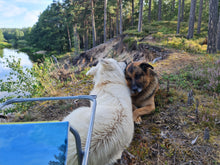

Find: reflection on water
<box><xmin>0</xmin><ymin>48</ymin><xmax>32</xmax><ymax>100</ymax></box>
<box><xmin>0</xmin><ymin>48</ymin><xmax>32</xmax><ymax>81</ymax></box>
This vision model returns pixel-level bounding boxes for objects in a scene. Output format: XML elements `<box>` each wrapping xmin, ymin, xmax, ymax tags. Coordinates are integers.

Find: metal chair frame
<box><xmin>0</xmin><ymin>95</ymin><xmax>97</xmax><ymax>165</ymax></box>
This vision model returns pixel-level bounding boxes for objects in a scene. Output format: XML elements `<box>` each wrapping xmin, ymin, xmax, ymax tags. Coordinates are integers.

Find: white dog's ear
<box><xmin>100</xmin><ymin>59</ymin><xmax>114</xmax><ymax>70</ymax></box>
<box><xmin>100</xmin><ymin>59</ymin><xmax>110</xmax><ymax>66</ymax></box>
<box><xmin>118</xmin><ymin>61</ymin><xmax>127</xmax><ymax>73</ymax></box>
<box><xmin>86</xmin><ymin>66</ymin><xmax>97</xmax><ymax>76</ymax></box>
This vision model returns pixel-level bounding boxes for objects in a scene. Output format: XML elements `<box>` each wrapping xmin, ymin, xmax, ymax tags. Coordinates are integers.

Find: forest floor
<box><xmin>2</xmin><ymin>35</ymin><xmax>220</xmax><ymax>164</ymax></box>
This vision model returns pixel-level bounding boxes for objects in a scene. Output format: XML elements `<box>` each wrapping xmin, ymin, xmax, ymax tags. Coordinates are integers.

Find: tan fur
<box><xmin>125</xmin><ymin>61</ymin><xmax>159</xmax><ymax>124</ymax></box>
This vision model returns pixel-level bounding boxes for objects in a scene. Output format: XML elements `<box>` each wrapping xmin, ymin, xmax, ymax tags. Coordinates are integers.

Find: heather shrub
<box><xmin>192</xmin><ymin>58</ymin><xmax>220</xmax><ymax>93</ymax></box>
<box><xmin>207</xmin><ymin>59</ymin><xmax>220</xmax><ymax>93</ymax></box>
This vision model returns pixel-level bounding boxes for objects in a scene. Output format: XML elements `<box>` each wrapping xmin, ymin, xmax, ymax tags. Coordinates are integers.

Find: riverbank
<box><xmin>0</xmin><ymin>42</ymin><xmax>12</xmax><ymax>49</ymax></box>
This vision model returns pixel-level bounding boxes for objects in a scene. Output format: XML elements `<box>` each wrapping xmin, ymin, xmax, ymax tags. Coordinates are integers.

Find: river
<box><xmin>0</xmin><ymin>48</ymin><xmax>32</xmax><ymax>99</ymax></box>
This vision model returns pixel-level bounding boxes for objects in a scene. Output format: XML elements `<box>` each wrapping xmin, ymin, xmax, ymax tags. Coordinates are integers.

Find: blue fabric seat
<box><xmin>0</xmin><ymin>95</ymin><xmax>97</xmax><ymax>165</ymax></box>
<box><xmin>0</xmin><ymin>121</ymin><xmax>69</xmax><ymax>165</ymax></box>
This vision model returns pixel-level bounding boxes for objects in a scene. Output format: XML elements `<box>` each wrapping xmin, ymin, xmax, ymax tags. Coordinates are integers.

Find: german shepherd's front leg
<box><xmin>133</xmin><ymin>104</ymin><xmax>155</xmax><ymax>124</ymax></box>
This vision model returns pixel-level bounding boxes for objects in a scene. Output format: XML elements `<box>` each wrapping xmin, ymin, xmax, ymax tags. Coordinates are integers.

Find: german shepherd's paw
<box><xmin>134</xmin><ymin>116</ymin><xmax>142</xmax><ymax>124</ymax></box>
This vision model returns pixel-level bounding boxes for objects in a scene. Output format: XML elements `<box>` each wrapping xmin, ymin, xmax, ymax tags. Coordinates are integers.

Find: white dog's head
<box><xmin>86</xmin><ymin>58</ymin><xmax>126</xmax><ymax>85</ymax></box>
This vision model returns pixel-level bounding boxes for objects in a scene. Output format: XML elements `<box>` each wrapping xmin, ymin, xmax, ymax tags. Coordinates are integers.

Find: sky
<box><xmin>0</xmin><ymin>0</ymin><xmax>53</xmax><ymax>28</ymax></box>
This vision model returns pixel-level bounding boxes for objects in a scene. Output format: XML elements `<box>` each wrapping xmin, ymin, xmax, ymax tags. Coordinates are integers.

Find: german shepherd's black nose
<box><xmin>132</xmin><ymin>85</ymin><xmax>138</xmax><ymax>92</ymax></box>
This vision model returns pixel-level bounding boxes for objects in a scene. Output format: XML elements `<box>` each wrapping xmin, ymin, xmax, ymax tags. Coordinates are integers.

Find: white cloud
<box><xmin>23</xmin><ymin>10</ymin><xmax>41</xmax><ymax>26</ymax></box>
<box><xmin>0</xmin><ymin>0</ymin><xmax>52</xmax><ymax>28</ymax></box>
<box><xmin>15</xmin><ymin>0</ymin><xmax>52</xmax><ymax>4</ymax></box>
<box><xmin>0</xmin><ymin>3</ymin><xmax>27</xmax><ymax>18</ymax></box>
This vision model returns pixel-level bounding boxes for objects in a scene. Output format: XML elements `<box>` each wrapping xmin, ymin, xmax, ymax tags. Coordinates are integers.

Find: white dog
<box><xmin>63</xmin><ymin>58</ymin><xmax>134</xmax><ymax>165</ymax></box>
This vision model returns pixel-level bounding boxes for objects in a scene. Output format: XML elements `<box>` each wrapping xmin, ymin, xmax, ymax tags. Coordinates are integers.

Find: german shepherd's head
<box><xmin>125</xmin><ymin>61</ymin><xmax>155</xmax><ymax>96</ymax></box>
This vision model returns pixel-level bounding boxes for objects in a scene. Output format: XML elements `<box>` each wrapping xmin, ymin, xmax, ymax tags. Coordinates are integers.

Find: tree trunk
<box><xmin>104</xmin><ymin>0</ymin><xmax>108</xmax><ymax>42</ymax></box>
<box><xmin>148</xmin><ymin>0</ymin><xmax>152</xmax><ymax>23</ymax></box>
<box><xmin>66</xmin><ymin>23</ymin><xmax>72</xmax><ymax>51</ymax></box>
<box><xmin>91</xmin><ymin>0</ymin><xmax>96</xmax><ymax>47</ymax></box>
<box><xmin>158</xmin><ymin>0</ymin><xmax>162</xmax><ymax>21</ymax></box>
<box><xmin>177</xmin><ymin>0</ymin><xmax>181</xmax><ymax>34</ymax></box>
<box><xmin>85</xmin><ymin>20</ymin><xmax>89</xmax><ymax>50</ymax></box>
<box><xmin>73</xmin><ymin>24</ymin><xmax>80</xmax><ymax>55</ymax></box>
<box><xmin>131</xmin><ymin>0</ymin><xmax>134</xmax><ymax>26</ymax></box>
<box><xmin>181</xmin><ymin>0</ymin><xmax>184</xmax><ymax>21</ymax></box>
<box><xmin>187</xmin><ymin>0</ymin><xmax>197</xmax><ymax>39</ymax></box>
<box><xmin>138</xmin><ymin>0</ymin><xmax>144</xmax><ymax>32</ymax></box>
<box><xmin>116</xmin><ymin>0</ymin><xmax>119</xmax><ymax>36</ymax></box>
<box><xmin>119</xmin><ymin>0</ymin><xmax>123</xmax><ymax>34</ymax></box>
<box><xmin>207</xmin><ymin>0</ymin><xmax>218</xmax><ymax>53</ymax></box>
<box><xmin>217</xmin><ymin>14</ymin><xmax>220</xmax><ymax>51</ymax></box>
<box><xmin>197</xmin><ymin>0</ymin><xmax>203</xmax><ymax>34</ymax></box>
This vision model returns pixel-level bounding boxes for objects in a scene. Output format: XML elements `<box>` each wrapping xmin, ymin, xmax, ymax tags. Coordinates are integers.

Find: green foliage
<box><xmin>1</xmin><ymin>0</ymin><xmax>211</xmax><ymax>56</ymax></box>
<box><xmin>1</xmin><ymin>28</ymin><xmax>30</xmax><ymax>48</ymax></box>
<box><xmin>0</xmin><ymin>57</ymin><xmax>36</xmax><ymax>113</ymax></box>
<box><xmin>122</xmin><ymin>36</ymin><xmax>138</xmax><ymax>49</ymax></box>
<box><xmin>124</xmin><ymin>29</ymin><xmax>147</xmax><ymax>37</ymax></box>
<box><xmin>0</xmin><ymin>42</ymin><xmax>12</xmax><ymax>49</ymax></box>
<box><xmin>0</xmin><ymin>29</ymin><xmax>5</xmax><ymax>42</ymax></box>
<box><xmin>0</xmin><ymin>55</ymin><xmax>93</xmax><ymax>114</ymax></box>
<box><xmin>0</xmin><ymin>57</ymin><xmax>53</xmax><ymax>113</ymax></box>
<box><xmin>164</xmin><ymin>37</ymin><xmax>207</xmax><ymax>53</ymax></box>
<box><xmin>28</xmin><ymin>3</ymin><xmax>68</xmax><ymax>53</ymax></box>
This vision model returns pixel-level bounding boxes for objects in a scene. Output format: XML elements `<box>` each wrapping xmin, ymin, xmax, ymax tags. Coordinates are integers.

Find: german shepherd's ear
<box><xmin>140</xmin><ymin>62</ymin><xmax>154</xmax><ymax>72</ymax></box>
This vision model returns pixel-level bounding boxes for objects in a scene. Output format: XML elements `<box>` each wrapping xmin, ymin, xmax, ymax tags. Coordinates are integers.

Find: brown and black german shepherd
<box><xmin>125</xmin><ymin>61</ymin><xmax>159</xmax><ymax>124</ymax></box>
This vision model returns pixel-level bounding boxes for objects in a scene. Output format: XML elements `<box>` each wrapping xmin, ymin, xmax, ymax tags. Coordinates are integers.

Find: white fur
<box><xmin>63</xmin><ymin>58</ymin><xmax>134</xmax><ymax>165</ymax></box>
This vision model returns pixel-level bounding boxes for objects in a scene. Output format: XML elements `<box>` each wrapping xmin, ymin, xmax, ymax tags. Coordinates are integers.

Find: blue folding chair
<box><xmin>0</xmin><ymin>95</ymin><xmax>97</xmax><ymax>165</ymax></box>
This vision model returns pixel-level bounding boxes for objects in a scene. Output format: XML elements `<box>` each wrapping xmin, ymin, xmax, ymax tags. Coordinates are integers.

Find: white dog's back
<box><xmin>63</xmin><ymin>59</ymin><xmax>134</xmax><ymax>165</ymax></box>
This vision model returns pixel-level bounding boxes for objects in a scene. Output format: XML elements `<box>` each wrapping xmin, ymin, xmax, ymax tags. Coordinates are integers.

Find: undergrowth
<box><xmin>0</xmin><ymin>56</ymin><xmax>93</xmax><ymax>114</ymax></box>
<box><xmin>125</xmin><ymin>21</ymin><xmax>209</xmax><ymax>54</ymax></box>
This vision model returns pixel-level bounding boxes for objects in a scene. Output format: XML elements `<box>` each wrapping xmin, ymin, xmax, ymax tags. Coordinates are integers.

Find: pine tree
<box><xmin>187</xmin><ymin>0</ymin><xmax>197</xmax><ymax>39</ymax></box>
<box><xmin>148</xmin><ymin>0</ymin><xmax>152</xmax><ymax>23</ymax></box>
<box><xmin>104</xmin><ymin>0</ymin><xmax>108</xmax><ymax>42</ymax></box>
<box><xmin>197</xmin><ymin>0</ymin><xmax>204</xmax><ymax>34</ymax></box>
<box><xmin>181</xmin><ymin>0</ymin><xmax>184</xmax><ymax>21</ymax></box>
<box><xmin>207</xmin><ymin>0</ymin><xmax>218</xmax><ymax>53</ymax></box>
<box><xmin>138</xmin><ymin>0</ymin><xmax>144</xmax><ymax>32</ymax></box>
<box><xmin>119</xmin><ymin>0</ymin><xmax>123</xmax><ymax>34</ymax></box>
<box><xmin>217</xmin><ymin>14</ymin><xmax>220</xmax><ymax>51</ymax></box>
<box><xmin>91</xmin><ymin>0</ymin><xmax>96</xmax><ymax>47</ymax></box>
<box><xmin>131</xmin><ymin>0</ymin><xmax>134</xmax><ymax>26</ymax></box>
<box><xmin>158</xmin><ymin>0</ymin><xmax>162</xmax><ymax>21</ymax></box>
<box><xmin>177</xmin><ymin>0</ymin><xmax>181</xmax><ymax>34</ymax></box>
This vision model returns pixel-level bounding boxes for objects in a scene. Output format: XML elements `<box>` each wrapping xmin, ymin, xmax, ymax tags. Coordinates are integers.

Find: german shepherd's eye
<box><xmin>135</xmin><ymin>74</ymin><xmax>142</xmax><ymax>79</ymax></box>
<box><xmin>126</xmin><ymin>76</ymin><xmax>132</xmax><ymax>81</ymax></box>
